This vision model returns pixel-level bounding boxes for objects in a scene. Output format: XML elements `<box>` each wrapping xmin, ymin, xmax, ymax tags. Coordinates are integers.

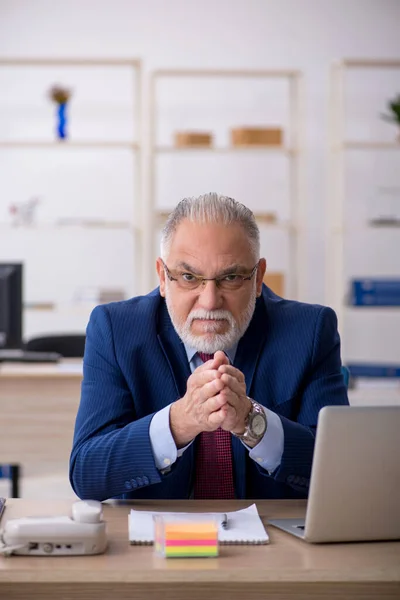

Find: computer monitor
<box><xmin>0</xmin><ymin>263</ymin><xmax>23</xmax><ymax>349</ymax></box>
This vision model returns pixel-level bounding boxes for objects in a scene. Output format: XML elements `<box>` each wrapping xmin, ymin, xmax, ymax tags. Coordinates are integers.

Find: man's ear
<box><xmin>256</xmin><ymin>258</ymin><xmax>267</xmax><ymax>297</ymax></box>
<box><xmin>156</xmin><ymin>258</ymin><xmax>166</xmax><ymax>297</ymax></box>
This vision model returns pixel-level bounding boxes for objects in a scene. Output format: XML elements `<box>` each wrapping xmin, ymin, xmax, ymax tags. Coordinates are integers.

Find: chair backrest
<box><xmin>341</xmin><ymin>365</ymin><xmax>350</xmax><ymax>389</ymax></box>
<box><xmin>25</xmin><ymin>334</ymin><xmax>86</xmax><ymax>358</ymax></box>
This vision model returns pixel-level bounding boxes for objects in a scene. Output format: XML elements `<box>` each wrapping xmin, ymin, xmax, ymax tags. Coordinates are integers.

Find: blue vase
<box><xmin>57</xmin><ymin>102</ymin><xmax>68</xmax><ymax>139</ymax></box>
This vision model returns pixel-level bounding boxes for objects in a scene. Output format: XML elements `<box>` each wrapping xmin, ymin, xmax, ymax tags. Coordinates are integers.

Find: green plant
<box><xmin>381</xmin><ymin>94</ymin><xmax>400</xmax><ymax>125</ymax></box>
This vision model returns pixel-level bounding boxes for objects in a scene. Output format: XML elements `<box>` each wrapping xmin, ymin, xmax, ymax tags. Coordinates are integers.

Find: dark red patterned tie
<box><xmin>193</xmin><ymin>352</ymin><xmax>236</xmax><ymax>499</ymax></box>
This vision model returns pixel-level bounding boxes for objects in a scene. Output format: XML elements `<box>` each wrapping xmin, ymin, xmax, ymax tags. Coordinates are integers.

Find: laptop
<box><xmin>269</xmin><ymin>405</ymin><xmax>400</xmax><ymax>543</ymax></box>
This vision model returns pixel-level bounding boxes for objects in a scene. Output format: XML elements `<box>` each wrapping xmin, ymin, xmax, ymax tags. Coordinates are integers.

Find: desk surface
<box><xmin>1</xmin><ymin>499</ymin><xmax>399</xmax><ymax>600</ymax></box>
<box><xmin>0</xmin><ymin>361</ymin><xmax>82</xmax><ymax>465</ymax></box>
<box><xmin>0</xmin><ymin>359</ymin><xmax>83</xmax><ymax>379</ymax></box>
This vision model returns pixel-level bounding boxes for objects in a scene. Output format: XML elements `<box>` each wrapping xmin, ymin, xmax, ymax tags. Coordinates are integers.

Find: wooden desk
<box><xmin>0</xmin><ymin>360</ymin><xmax>82</xmax><ymax>467</ymax></box>
<box><xmin>1</xmin><ymin>499</ymin><xmax>399</xmax><ymax>599</ymax></box>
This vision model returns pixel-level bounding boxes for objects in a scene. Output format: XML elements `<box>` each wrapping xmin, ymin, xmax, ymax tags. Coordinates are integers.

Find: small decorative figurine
<box><xmin>49</xmin><ymin>85</ymin><xmax>72</xmax><ymax>140</ymax></box>
<box><xmin>9</xmin><ymin>197</ymin><xmax>41</xmax><ymax>226</ymax></box>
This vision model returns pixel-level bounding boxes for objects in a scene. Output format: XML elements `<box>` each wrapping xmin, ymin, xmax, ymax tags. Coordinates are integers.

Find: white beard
<box><xmin>165</xmin><ymin>282</ymin><xmax>257</xmax><ymax>354</ymax></box>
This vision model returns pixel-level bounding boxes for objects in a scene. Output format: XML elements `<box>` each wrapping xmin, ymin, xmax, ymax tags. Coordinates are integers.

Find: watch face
<box><xmin>251</xmin><ymin>413</ymin><xmax>266</xmax><ymax>437</ymax></box>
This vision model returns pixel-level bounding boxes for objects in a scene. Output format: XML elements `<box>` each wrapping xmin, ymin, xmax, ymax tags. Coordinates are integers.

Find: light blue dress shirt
<box><xmin>149</xmin><ymin>344</ymin><xmax>284</xmax><ymax>474</ymax></box>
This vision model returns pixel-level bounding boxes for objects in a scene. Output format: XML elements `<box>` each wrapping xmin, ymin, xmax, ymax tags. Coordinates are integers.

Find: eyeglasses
<box><xmin>161</xmin><ymin>259</ymin><xmax>259</xmax><ymax>291</ymax></box>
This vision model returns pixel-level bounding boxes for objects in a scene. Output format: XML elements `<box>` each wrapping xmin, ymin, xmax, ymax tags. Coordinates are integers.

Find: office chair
<box><xmin>25</xmin><ymin>333</ymin><xmax>86</xmax><ymax>358</ymax></box>
<box><xmin>0</xmin><ymin>465</ymin><xmax>20</xmax><ymax>498</ymax></box>
<box><xmin>341</xmin><ymin>365</ymin><xmax>350</xmax><ymax>389</ymax></box>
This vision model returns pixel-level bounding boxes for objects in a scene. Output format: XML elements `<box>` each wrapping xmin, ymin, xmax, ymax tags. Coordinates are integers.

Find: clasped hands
<box><xmin>170</xmin><ymin>350</ymin><xmax>252</xmax><ymax>448</ymax></box>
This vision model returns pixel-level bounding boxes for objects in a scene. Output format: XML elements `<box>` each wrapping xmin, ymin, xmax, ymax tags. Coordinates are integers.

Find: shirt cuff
<box><xmin>149</xmin><ymin>404</ymin><xmax>193</xmax><ymax>472</ymax></box>
<box><xmin>246</xmin><ymin>407</ymin><xmax>284</xmax><ymax>473</ymax></box>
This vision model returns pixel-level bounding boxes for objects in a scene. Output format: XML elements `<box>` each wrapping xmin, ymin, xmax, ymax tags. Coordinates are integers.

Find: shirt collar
<box><xmin>184</xmin><ymin>342</ymin><xmax>238</xmax><ymax>365</ymax></box>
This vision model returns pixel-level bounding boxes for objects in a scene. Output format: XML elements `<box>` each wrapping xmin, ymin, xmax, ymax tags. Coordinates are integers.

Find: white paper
<box><xmin>128</xmin><ymin>503</ymin><xmax>269</xmax><ymax>545</ymax></box>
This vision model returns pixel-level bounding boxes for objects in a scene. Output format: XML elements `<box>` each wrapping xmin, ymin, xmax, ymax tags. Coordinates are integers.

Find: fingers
<box><xmin>179</xmin><ymin>355</ymin><xmax>247</xmax><ymax>437</ymax></box>
<box><xmin>213</xmin><ymin>350</ymin><xmax>230</xmax><ymax>367</ymax></box>
<box><xmin>218</xmin><ymin>364</ymin><xmax>245</xmax><ymax>383</ymax></box>
<box><xmin>213</xmin><ymin>388</ymin><xmax>251</xmax><ymax>433</ymax></box>
<box><xmin>197</xmin><ymin>351</ymin><xmax>229</xmax><ymax>370</ymax></box>
<box><xmin>207</xmin><ymin>404</ymin><xmax>232</xmax><ymax>428</ymax></box>
<box><xmin>188</xmin><ymin>368</ymin><xmax>221</xmax><ymax>393</ymax></box>
<box><xmin>189</xmin><ymin>352</ymin><xmax>231</xmax><ymax>393</ymax></box>
<box><xmin>199</xmin><ymin>377</ymin><xmax>225</xmax><ymax>402</ymax></box>
<box><xmin>208</xmin><ymin>402</ymin><xmax>237</xmax><ymax>430</ymax></box>
<box><xmin>219</xmin><ymin>372</ymin><xmax>246</xmax><ymax>398</ymax></box>
<box><xmin>204</xmin><ymin>392</ymin><xmax>229</xmax><ymax>414</ymax></box>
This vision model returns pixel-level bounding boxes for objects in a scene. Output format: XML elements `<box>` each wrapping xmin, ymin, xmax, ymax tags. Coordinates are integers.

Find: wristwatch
<box><xmin>234</xmin><ymin>398</ymin><xmax>267</xmax><ymax>447</ymax></box>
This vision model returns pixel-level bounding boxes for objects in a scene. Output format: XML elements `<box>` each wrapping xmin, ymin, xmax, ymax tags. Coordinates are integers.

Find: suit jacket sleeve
<box><xmin>69</xmin><ymin>305</ymin><xmax>163</xmax><ymax>500</ymax></box>
<box><xmin>263</xmin><ymin>306</ymin><xmax>349</xmax><ymax>493</ymax></box>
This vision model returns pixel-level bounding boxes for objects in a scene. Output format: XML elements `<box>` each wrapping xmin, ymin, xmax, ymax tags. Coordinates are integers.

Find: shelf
<box><xmin>155</xmin><ymin>210</ymin><xmax>296</xmax><ymax>230</ymax></box>
<box><xmin>341</xmin><ymin>59</ymin><xmax>400</xmax><ymax>69</ymax></box>
<box><xmin>331</xmin><ymin>224</ymin><xmax>400</xmax><ymax>234</ymax></box>
<box><xmin>0</xmin><ymin>140</ymin><xmax>139</xmax><ymax>149</ymax></box>
<box><xmin>56</xmin><ymin>220</ymin><xmax>136</xmax><ymax>230</ymax></box>
<box><xmin>153</xmin><ymin>68</ymin><xmax>299</xmax><ymax>79</ymax></box>
<box><xmin>0</xmin><ymin>222</ymin><xmax>139</xmax><ymax>232</ymax></box>
<box><xmin>149</xmin><ymin>66</ymin><xmax>305</xmax><ymax>299</ymax></box>
<box><xmin>345</xmin><ymin>306</ymin><xmax>400</xmax><ymax>313</ymax></box>
<box><xmin>0</xmin><ymin>58</ymin><xmax>140</xmax><ymax>67</ymax></box>
<box><xmin>0</xmin><ymin>56</ymin><xmax>143</xmax><ymax>305</ymax></box>
<box><xmin>24</xmin><ymin>303</ymin><xmax>99</xmax><ymax>315</ymax></box>
<box><xmin>341</xmin><ymin>141</ymin><xmax>400</xmax><ymax>150</ymax></box>
<box><xmin>328</xmin><ymin>59</ymin><xmax>400</xmax><ymax>371</ymax></box>
<box><xmin>154</xmin><ymin>145</ymin><xmax>296</xmax><ymax>155</ymax></box>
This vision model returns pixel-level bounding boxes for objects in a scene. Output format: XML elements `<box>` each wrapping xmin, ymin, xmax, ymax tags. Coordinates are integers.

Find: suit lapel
<box><xmin>234</xmin><ymin>295</ymin><xmax>268</xmax><ymax>393</ymax></box>
<box><xmin>157</xmin><ymin>300</ymin><xmax>191</xmax><ymax>401</ymax></box>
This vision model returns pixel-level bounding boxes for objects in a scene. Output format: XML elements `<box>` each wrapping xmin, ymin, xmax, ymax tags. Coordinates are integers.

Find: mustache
<box><xmin>187</xmin><ymin>309</ymin><xmax>235</xmax><ymax>325</ymax></box>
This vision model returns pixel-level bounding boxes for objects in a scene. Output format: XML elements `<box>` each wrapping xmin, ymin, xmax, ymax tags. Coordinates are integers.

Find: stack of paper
<box><xmin>154</xmin><ymin>518</ymin><xmax>219</xmax><ymax>558</ymax></box>
<box><xmin>129</xmin><ymin>503</ymin><xmax>269</xmax><ymax>545</ymax></box>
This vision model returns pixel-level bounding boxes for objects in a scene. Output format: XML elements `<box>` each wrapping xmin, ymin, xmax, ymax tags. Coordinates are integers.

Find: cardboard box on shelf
<box><xmin>254</xmin><ymin>213</ymin><xmax>277</xmax><ymax>224</ymax></box>
<box><xmin>231</xmin><ymin>127</ymin><xmax>283</xmax><ymax>146</ymax></box>
<box><xmin>174</xmin><ymin>132</ymin><xmax>213</xmax><ymax>147</ymax></box>
<box><xmin>263</xmin><ymin>272</ymin><xmax>284</xmax><ymax>297</ymax></box>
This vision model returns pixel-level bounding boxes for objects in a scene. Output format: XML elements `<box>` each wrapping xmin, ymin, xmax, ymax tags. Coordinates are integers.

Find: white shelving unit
<box><xmin>0</xmin><ymin>58</ymin><xmax>142</xmax><ymax>338</ymax></box>
<box><xmin>147</xmin><ymin>68</ymin><xmax>305</xmax><ymax>299</ymax></box>
<box><xmin>328</xmin><ymin>58</ymin><xmax>400</xmax><ymax>402</ymax></box>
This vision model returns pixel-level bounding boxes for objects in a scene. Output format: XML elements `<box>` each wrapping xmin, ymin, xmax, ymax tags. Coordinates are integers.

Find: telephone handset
<box><xmin>0</xmin><ymin>500</ymin><xmax>107</xmax><ymax>556</ymax></box>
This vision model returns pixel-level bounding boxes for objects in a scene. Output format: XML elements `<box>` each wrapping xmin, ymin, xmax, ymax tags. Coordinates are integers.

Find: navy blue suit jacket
<box><xmin>69</xmin><ymin>285</ymin><xmax>348</xmax><ymax>501</ymax></box>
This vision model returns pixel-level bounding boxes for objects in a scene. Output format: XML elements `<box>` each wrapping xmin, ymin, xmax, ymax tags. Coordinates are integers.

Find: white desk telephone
<box><xmin>0</xmin><ymin>500</ymin><xmax>107</xmax><ymax>556</ymax></box>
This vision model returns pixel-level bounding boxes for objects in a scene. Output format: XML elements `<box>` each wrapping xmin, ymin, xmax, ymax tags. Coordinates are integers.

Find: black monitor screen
<box><xmin>0</xmin><ymin>263</ymin><xmax>23</xmax><ymax>349</ymax></box>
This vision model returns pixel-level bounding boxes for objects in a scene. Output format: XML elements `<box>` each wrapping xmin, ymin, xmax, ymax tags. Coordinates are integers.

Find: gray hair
<box><xmin>160</xmin><ymin>192</ymin><xmax>260</xmax><ymax>260</ymax></box>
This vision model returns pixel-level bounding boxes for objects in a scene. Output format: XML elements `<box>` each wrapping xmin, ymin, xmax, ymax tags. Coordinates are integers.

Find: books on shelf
<box><xmin>347</xmin><ymin>363</ymin><xmax>400</xmax><ymax>378</ymax></box>
<box><xmin>350</xmin><ymin>279</ymin><xmax>400</xmax><ymax>306</ymax></box>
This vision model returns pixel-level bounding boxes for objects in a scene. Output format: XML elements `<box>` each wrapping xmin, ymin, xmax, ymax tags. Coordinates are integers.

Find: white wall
<box><xmin>0</xmin><ymin>0</ymin><xmax>399</xmax><ymax>343</ymax></box>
